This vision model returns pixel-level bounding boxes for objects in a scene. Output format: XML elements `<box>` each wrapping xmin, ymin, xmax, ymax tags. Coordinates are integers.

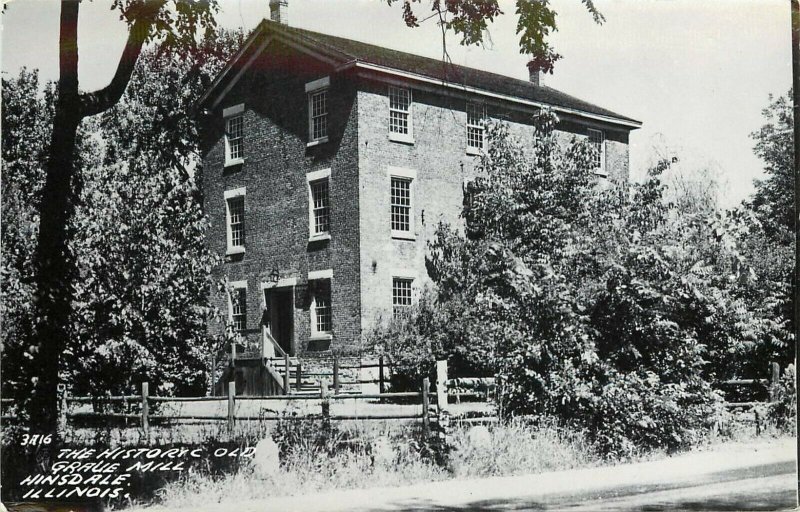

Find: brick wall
<box><xmin>355</xmin><ymin>80</ymin><xmax>632</xmax><ymax>336</ymax></box>
<box><xmin>201</xmin><ymin>40</ymin><xmax>362</xmax><ymax>356</ymax></box>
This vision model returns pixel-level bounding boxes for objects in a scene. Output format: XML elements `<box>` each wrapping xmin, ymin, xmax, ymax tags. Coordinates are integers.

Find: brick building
<box><xmin>198</xmin><ymin>3</ymin><xmax>640</xmax><ymax>391</ymax></box>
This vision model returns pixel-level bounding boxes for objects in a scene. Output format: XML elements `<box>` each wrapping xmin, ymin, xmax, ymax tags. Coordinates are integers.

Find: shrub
<box><xmin>767</xmin><ymin>364</ymin><xmax>796</xmax><ymax>432</ymax></box>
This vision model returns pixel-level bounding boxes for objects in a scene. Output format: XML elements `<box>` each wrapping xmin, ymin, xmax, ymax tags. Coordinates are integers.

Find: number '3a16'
<box><xmin>21</xmin><ymin>434</ymin><xmax>52</xmax><ymax>446</ymax></box>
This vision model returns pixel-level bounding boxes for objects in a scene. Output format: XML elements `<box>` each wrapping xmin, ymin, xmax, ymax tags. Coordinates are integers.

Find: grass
<box><xmin>144</xmin><ymin>418</ymin><xmax>599</xmax><ymax>510</ymax></box>
<box><xmin>6</xmin><ymin>399</ymin><xmax>791</xmax><ymax>510</ymax></box>
<box><xmin>448</xmin><ymin>418</ymin><xmax>599</xmax><ymax>478</ymax></box>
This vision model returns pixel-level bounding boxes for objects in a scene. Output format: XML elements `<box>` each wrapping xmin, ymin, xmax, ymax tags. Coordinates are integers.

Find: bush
<box><xmin>767</xmin><ymin>364</ymin><xmax>796</xmax><ymax>432</ymax></box>
<box><xmin>583</xmin><ymin>371</ymin><xmax>725</xmax><ymax>458</ymax></box>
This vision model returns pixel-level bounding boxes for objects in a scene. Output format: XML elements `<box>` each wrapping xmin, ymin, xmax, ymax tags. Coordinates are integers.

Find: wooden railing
<box><xmin>0</xmin><ymin>378</ymin><xmax>434</xmax><ymax>437</ymax></box>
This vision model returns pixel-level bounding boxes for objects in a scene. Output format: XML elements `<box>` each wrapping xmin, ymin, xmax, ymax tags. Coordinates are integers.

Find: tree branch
<box><xmin>78</xmin><ymin>13</ymin><xmax>154</xmax><ymax>118</ymax></box>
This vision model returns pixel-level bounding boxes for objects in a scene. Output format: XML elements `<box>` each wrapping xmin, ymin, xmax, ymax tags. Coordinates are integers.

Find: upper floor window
<box><xmin>392</xmin><ymin>277</ymin><xmax>413</xmax><ymax>320</ymax></box>
<box><xmin>306</xmin><ymin>169</ymin><xmax>331</xmax><ymax>241</ymax></box>
<box><xmin>466</xmin><ymin>102</ymin><xmax>487</xmax><ymax>154</ymax></box>
<box><xmin>389</xmin><ymin>86</ymin><xmax>413</xmax><ymax>143</ymax></box>
<box><xmin>588</xmin><ymin>128</ymin><xmax>606</xmax><ymax>175</ymax></box>
<box><xmin>223</xmin><ymin>104</ymin><xmax>245</xmax><ymax>165</ymax></box>
<box><xmin>389</xmin><ymin>167</ymin><xmax>416</xmax><ymax>239</ymax></box>
<box><xmin>228</xmin><ymin>281</ymin><xmax>248</xmax><ymax>333</ymax></box>
<box><xmin>306</xmin><ymin>77</ymin><xmax>330</xmax><ymax>146</ymax></box>
<box><xmin>224</xmin><ymin>187</ymin><xmax>246</xmax><ymax>255</ymax></box>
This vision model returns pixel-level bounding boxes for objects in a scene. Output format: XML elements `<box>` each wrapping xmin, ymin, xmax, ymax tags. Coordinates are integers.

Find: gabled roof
<box><xmin>200</xmin><ymin>20</ymin><xmax>641</xmax><ymax>129</ymax></box>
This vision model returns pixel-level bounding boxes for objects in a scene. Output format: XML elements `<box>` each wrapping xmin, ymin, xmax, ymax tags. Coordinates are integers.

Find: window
<box><xmin>313</xmin><ymin>290</ymin><xmax>332</xmax><ymax>335</ymax></box>
<box><xmin>309</xmin><ymin>273</ymin><xmax>333</xmax><ymax>339</ymax></box>
<box><xmin>391</xmin><ymin>177</ymin><xmax>411</xmax><ymax>234</ymax></box>
<box><xmin>389</xmin><ymin>167</ymin><xmax>416</xmax><ymax>239</ymax></box>
<box><xmin>223</xmin><ymin>104</ymin><xmax>244</xmax><ymax>165</ymax></box>
<box><xmin>306</xmin><ymin>77</ymin><xmax>330</xmax><ymax>145</ymax></box>
<box><xmin>309</xmin><ymin>90</ymin><xmax>328</xmax><ymax>141</ymax></box>
<box><xmin>392</xmin><ymin>278</ymin><xmax>413</xmax><ymax>319</ymax></box>
<box><xmin>588</xmin><ymin>129</ymin><xmax>606</xmax><ymax>175</ymax></box>
<box><xmin>306</xmin><ymin>169</ymin><xmax>331</xmax><ymax>240</ymax></box>
<box><xmin>389</xmin><ymin>86</ymin><xmax>413</xmax><ymax>142</ymax></box>
<box><xmin>310</xmin><ymin>180</ymin><xmax>330</xmax><ymax>234</ymax></box>
<box><xmin>228</xmin><ymin>281</ymin><xmax>248</xmax><ymax>333</ymax></box>
<box><xmin>224</xmin><ymin>187</ymin><xmax>246</xmax><ymax>254</ymax></box>
<box><xmin>466</xmin><ymin>102</ymin><xmax>486</xmax><ymax>153</ymax></box>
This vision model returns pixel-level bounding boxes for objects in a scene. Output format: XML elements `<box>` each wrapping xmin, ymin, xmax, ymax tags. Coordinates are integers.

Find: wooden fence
<box><xmin>0</xmin><ymin>378</ymin><xmax>436</xmax><ymax>437</ymax></box>
<box><xmin>1</xmin><ymin>361</ymin><xmax>785</xmax><ymax>434</ymax></box>
<box><xmin>717</xmin><ymin>362</ymin><xmax>782</xmax><ymax>433</ymax></box>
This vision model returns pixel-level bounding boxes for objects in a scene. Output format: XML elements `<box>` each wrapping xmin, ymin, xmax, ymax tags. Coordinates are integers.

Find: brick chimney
<box><xmin>526</xmin><ymin>60</ymin><xmax>544</xmax><ymax>87</ymax></box>
<box><xmin>270</xmin><ymin>0</ymin><xmax>288</xmax><ymax>25</ymax></box>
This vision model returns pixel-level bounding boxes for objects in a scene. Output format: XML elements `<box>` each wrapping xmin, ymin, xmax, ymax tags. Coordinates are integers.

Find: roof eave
<box><xmin>351</xmin><ymin>61</ymin><xmax>641</xmax><ymax>129</ymax></box>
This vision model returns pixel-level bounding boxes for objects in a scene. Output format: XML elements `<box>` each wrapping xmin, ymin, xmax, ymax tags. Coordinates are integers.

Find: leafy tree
<box><xmin>748</xmin><ymin>90</ymin><xmax>794</xmax><ymax>236</ymax></box>
<box><xmin>22</xmin><ymin>0</ymin><xmax>219</xmax><ymax>435</ymax></box>
<box><xmin>391</xmin><ymin>0</ymin><xmax>605</xmax><ymax>72</ymax></box>
<box><xmin>64</xmin><ymin>36</ymin><xmax>243</xmax><ymax>397</ymax></box>
<box><xmin>381</xmin><ymin>115</ymin><xmax>738</xmax><ymax>456</ymax></box>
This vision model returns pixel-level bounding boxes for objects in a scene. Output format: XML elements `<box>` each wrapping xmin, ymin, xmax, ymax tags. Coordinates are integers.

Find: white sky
<box><xmin>1</xmin><ymin>0</ymin><xmax>793</xmax><ymax>206</ymax></box>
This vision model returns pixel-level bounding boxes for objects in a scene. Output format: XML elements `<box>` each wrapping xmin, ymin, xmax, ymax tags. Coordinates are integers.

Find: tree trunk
<box><xmin>26</xmin><ymin>0</ymin><xmax>153</xmax><ymax>436</ymax></box>
<box><xmin>28</xmin><ymin>0</ymin><xmax>81</xmax><ymax>436</ymax></box>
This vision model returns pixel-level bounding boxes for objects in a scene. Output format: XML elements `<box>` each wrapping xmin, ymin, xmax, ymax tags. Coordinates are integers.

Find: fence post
<box><xmin>769</xmin><ymin>362</ymin><xmax>780</xmax><ymax>402</ymax></box>
<box><xmin>378</xmin><ymin>356</ymin><xmax>385</xmax><ymax>394</ymax></box>
<box><xmin>436</xmin><ymin>360</ymin><xmax>448</xmax><ymax>414</ymax></box>
<box><xmin>57</xmin><ymin>384</ymin><xmax>68</xmax><ymax>435</ymax></box>
<box><xmin>209</xmin><ymin>352</ymin><xmax>215</xmax><ymax>397</ymax></box>
<box><xmin>333</xmin><ymin>357</ymin><xmax>340</xmax><ymax>395</ymax></box>
<box><xmin>230</xmin><ymin>340</ymin><xmax>236</xmax><ymax>367</ymax></box>
<box><xmin>296</xmin><ymin>362</ymin><xmax>302</xmax><ymax>392</ymax></box>
<box><xmin>284</xmin><ymin>353</ymin><xmax>291</xmax><ymax>395</ymax></box>
<box><xmin>227</xmin><ymin>381</ymin><xmax>236</xmax><ymax>432</ymax></box>
<box><xmin>320</xmin><ymin>385</ymin><xmax>331</xmax><ymax>432</ymax></box>
<box><xmin>141</xmin><ymin>382</ymin><xmax>149</xmax><ymax>437</ymax></box>
<box><xmin>422</xmin><ymin>377</ymin><xmax>430</xmax><ymax>436</ymax></box>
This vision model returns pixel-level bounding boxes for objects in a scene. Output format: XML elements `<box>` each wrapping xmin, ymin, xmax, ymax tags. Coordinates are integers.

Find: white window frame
<box><xmin>224</xmin><ymin>187</ymin><xmax>246</xmax><ymax>255</ymax></box>
<box><xmin>588</xmin><ymin>128</ymin><xmax>607</xmax><ymax>176</ymax></box>
<box><xmin>388</xmin><ymin>85</ymin><xmax>414</xmax><ymax>143</ymax></box>
<box><xmin>391</xmin><ymin>275</ymin><xmax>415</xmax><ymax>320</ymax></box>
<box><xmin>388</xmin><ymin>167</ymin><xmax>416</xmax><ymax>240</ymax></box>
<box><xmin>306</xmin><ymin>77</ymin><xmax>330</xmax><ymax>147</ymax></box>
<box><xmin>466</xmin><ymin>102</ymin><xmax>487</xmax><ymax>155</ymax></box>
<box><xmin>308</xmin><ymin>270</ymin><xmax>333</xmax><ymax>340</ymax></box>
<box><xmin>223</xmin><ymin>104</ymin><xmax>245</xmax><ymax>167</ymax></box>
<box><xmin>227</xmin><ymin>280</ymin><xmax>248</xmax><ymax>333</ymax></box>
<box><xmin>306</xmin><ymin>169</ymin><xmax>332</xmax><ymax>241</ymax></box>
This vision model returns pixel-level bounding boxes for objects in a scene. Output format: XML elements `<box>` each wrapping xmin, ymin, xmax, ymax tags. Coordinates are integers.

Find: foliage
<box><xmin>389</xmin><ymin>0</ymin><xmax>604</xmax><ymax>72</ymax></box>
<box><xmin>748</xmin><ymin>90</ymin><xmax>794</xmax><ymax>235</ymax></box>
<box><xmin>378</xmin><ymin>112</ymin><xmax>791</xmax><ymax>457</ymax></box>
<box><xmin>767</xmin><ymin>364</ymin><xmax>797</xmax><ymax>433</ymax></box>
<box><xmin>1</xmin><ymin>32</ymin><xmax>243</xmax><ymax>401</ymax></box>
<box><xmin>448</xmin><ymin>418</ymin><xmax>597</xmax><ymax>477</ymax></box>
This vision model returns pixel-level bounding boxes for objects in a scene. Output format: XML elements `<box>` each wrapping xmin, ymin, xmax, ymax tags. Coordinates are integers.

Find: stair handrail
<box><xmin>263</xmin><ymin>330</ymin><xmax>288</xmax><ymax>358</ymax></box>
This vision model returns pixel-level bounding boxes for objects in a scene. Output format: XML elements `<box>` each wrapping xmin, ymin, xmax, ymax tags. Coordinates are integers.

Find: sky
<box><xmin>1</xmin><ymin>0</ymin><xmax>793</xmax><ymax>206</ymax></box>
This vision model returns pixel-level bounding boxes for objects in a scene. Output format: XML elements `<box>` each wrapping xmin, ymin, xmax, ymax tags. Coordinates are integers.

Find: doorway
<box><xmin>264</xmin><ymin>287</ymin><xmax>294</xmax><ymax>356</ymax></box>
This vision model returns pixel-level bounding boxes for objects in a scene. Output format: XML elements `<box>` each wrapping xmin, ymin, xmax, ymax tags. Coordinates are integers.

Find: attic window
<box><xmin>306</xmin><ymin>77</ymin><xmax>330</xmax><ymax>146</ymax></box>
<box><xmin>388</xmin><ymin>86</ymin><xmax>413</xmax><ymax>143</ymax></box>
<box><xmin>588</xmin><ymin>128</ymin><xmax>606</xmax><ymax>176</ymax></box>
<box><xmin>466</xmin><ymin>102</ymin><xmax>487</xmax><ymax>154</ymax></box>
<box><xmin>223</xmin><ymin>104</ymin><xmax>245</xmax><ymax>166</ymax></box>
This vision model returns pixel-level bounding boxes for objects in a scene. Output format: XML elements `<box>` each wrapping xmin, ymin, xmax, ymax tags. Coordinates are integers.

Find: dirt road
<box><xmin>149</xmin><ymin>437</ymin><xmax>796</xmax><ymax>511</ymax></box>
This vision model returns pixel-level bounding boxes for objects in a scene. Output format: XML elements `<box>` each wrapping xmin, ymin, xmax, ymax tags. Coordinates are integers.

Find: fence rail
<box><xmin>2</xmin><ymin>361</ymin><xmax>783</xmax><ymax>437</ymax></box>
